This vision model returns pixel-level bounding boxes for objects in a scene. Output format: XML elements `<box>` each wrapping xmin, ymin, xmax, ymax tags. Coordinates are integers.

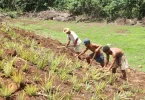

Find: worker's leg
<box><xmin>86</xmin><ymin>53</ymin><xmax>93</xmax><ymax>64</ymax></box>
<box><xmin>74</xmin><ymin>45</ymin><xmax>81</xmax><ymax>54</ymax></box>
<box><xmin>100</xmin><ymin>63</ymin><xmax>104</xmax><ymax>67</ymax></box>
<box><xmin>121</xmin><ymin>70</ymin><xmax>127</xmax><ymax>80</ymax></box>
<box><xmin>95</xmin><ymin>53</ymin><xmax>105</xmax><ymax>67</ymax></box>
<box><xmin>120</xmin><ymin>54</ymin><xmax>128</xmax><ymax>80</ymax></box>
<box><xmin>112</xmin><ymin>68</ymin><xmax>117</xmax><ymax>74</ymax></box>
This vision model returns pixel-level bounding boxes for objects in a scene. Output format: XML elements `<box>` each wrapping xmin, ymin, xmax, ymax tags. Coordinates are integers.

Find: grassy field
<box><xmin>6</xmin><ymin>18</ymin><xmax>145</xmax><ymax>71</ymax></box>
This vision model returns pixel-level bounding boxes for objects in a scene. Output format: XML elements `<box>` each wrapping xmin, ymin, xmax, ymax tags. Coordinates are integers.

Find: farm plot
<box><xmin>0</xmin><ymin>24</ymin><xmax>145</xmax><ymax>100</ymax></box>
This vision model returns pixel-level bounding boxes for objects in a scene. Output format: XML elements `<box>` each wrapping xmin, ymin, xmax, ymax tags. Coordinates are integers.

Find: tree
<box><xmin>1</xmin><ymin>0</ymin><xmax>145</xmax><ymax>20</ymax></box>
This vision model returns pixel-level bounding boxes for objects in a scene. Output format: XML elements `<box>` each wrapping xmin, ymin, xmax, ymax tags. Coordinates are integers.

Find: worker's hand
<box><xmin>95</xmin><ymin>49</ymin><xmax>99</xmax><ymax>53</ymax></box>
<box><xmin>73</xmin><ymin>44</ymin><xmax>76</xmax><ymax>47</ymax></box>
<box><xmin>103</xmin><ymin>66</ymin><xmax>107</xmax><ymax>70</ymax></box>
<box><xmin>73</xmin><ymin>42</ymin><xmax>77</xmax><ymax>46</ymax></box>
<box><xmin>65</xmin><ymin>44</ymin><xmax>69</xmax><ymax>47</ymax></box>
<box><xmin>90</xmin><ymin>59</ymin><xmax>93</xmax><ymax>66</ymax></box>
<box><xmin>76</xmin><ymin>56</ymin><xmax>80</xmax><ymax>59</ymax></box>
<box><xmin>103</xmin><ymin>65</ymin><xmax>106</xmax><ymax>67</ymax></box>
<box><xmin>70</xmin><ymin>45</ymin><xmax>74</xmax><ymax>47</ymax></box>
<box><xmin>108</xmin><ymin>66</ymin><xmax>112</xmax><ymax>71</ymax></box>
<box><xmin>103</xmin><ymin>68</ymin><xmax>108</xmax><ymax>72</ymax></box>
<box><xmin>75</xmin><ymin>54</ymin><xmax>78</xmax><ymax>57</ymax></box>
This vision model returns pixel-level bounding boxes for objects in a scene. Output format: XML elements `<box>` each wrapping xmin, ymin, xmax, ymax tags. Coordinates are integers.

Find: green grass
<box><xmin>6</xmin><ymin>18</ymin><xmax>145</xmax><ymax>71</ymax></box>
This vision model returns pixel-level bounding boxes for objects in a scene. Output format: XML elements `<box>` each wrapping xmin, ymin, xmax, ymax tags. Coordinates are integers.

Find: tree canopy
<box><xmin>0</xmin><ymin>0</ymin><xmax>145</xmax><ymax>20</ymax></box>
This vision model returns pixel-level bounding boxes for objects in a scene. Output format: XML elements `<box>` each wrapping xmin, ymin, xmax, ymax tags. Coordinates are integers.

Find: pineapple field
<box><xmin>0</xmin><ymin>23</ymin><xmax>145</xmax><ymax>100</ymax></box>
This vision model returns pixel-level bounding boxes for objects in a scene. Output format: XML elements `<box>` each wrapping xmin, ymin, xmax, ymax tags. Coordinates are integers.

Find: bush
<box><xmin>0</xmin><ymin>0</ymin><xmax>145</xmax><ymax>20</ymax></box>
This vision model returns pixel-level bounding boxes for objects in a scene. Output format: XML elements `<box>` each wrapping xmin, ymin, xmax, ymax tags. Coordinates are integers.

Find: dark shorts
<box><xmin>90</xmin><ymin>53</ymin><xmax>104</xmax><ymax>64</ymax></box>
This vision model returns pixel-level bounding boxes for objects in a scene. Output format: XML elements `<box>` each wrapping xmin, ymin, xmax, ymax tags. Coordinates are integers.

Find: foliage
<box><xmin>113</xmin><ymin>91</ymin><xmax>133</xmax><ymax>100</ymax></box>
<box><xmin>71</xmin><ymin>75</ymin><xmax>82</xmax><ymax>92</ymax></box>
<box><xmin>37</xmin><ymin>53</ymin><xmax>49</xmax><ymax>70</ymax></box>
<box><xmin>41</xmin><ymin>74</ymin><xmax>53</xmax><ymax>93</ymax></box>
<box><xmin>3</xmin><ymin>58</ymin><xmax>14</xmax><ymax>77</ymax></box>
<box><xmin>108</xmin><ymin>74</ymin><xmax>117</xmax><ymax>85</ymax></box>
<box><xmin>22</xmin><ymin>62</ymin><xmax>28</xmax><ymax>72</ymax></box>
<box><xmin>0</xmin><ymin>0</ymin><xmax>50</xmax><ymax>12</ymax></box>
<box><xmin>0</xmin><ymin>81</ymin><xmax>14</xmax><ymax>98</ymax></box>
<box><xmin>0</xmin><ymin>49</ymin><xmax>3</xmax><ymax>59</ymax></box>
<box><xmin>24</xmin><ymin>84</ymin><xmax>38</xmax><ymax>96</ymax></box>
<box><xmin>11</xmin><ymin>70</ymin><xmax>24</xmax><ymax>86</ymax></box>
<box><xmin>17</xmin><ymin>91</ymin><xmax>25</xmax><ymax>100</ymax></box>
<box><xmin>1</xmin><ymin>0</ymin><xmax>145</xmax><ymax>19</ymax></box>
<box><xmin>0</xmin><ymin>59</ymin><xmax>5</xmax><ymax>70</ymax></box>
<box><xmin>33</xmin><ymin>69</ymin><xmax>42</xmax><ymax>83</ymax></box>
<box><xmin>58</xmin><ymin>67</ymin><xmax>70</xmax><ymax>81</ymax></box>
<box><xmin>50</xmin><ymin>55</ymin><xmax>63</xmax><ymax>73</ymax></box>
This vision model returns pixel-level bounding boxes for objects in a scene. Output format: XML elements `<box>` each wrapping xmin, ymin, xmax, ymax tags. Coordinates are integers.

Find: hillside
<box><xmin>0</xmin><ymin>22</ymin><xmax>145</xmax><ymax>100</ymax></box>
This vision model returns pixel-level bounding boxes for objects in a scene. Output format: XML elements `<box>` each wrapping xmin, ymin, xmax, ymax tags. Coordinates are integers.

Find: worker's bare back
<box><xmin>87</xmin><ymin>43</ymin><xmax>102</xmax><ymax>56</ymax></box>
<box><xmin>110</xmin><ymin>48</ymin><xmax>124</xmax><ymax>58</ymax></box>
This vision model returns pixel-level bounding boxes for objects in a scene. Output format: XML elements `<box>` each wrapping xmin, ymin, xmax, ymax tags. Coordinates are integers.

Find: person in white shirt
<box><xmin>63</xmin><ymin>28</ymin><xmax>81</xmax><ymax>54</ymax></box>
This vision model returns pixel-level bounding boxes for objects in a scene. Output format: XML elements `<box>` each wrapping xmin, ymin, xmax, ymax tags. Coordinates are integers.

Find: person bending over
<box><xmin>103</xmin><ymin>46</ymin><xmax>129</xmax><ymax>80</ymax></box>
<box><xmin>77</xmin><ymin>39</ymin><xmax>104</xmax><ymax>67</ymax></box>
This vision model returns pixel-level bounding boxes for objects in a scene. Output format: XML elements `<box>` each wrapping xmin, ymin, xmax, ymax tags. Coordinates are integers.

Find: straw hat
<box><xmin>63</xmin><ymin>28</ymin><xmax>70</xmax><ymax>33</ymax></box>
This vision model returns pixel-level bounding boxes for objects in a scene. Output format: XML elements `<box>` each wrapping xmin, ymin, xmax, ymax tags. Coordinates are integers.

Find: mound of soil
<box><xmin>3</xmin><ymin>49</ymin><xmax>17</xmax><ymax>57</ymax></box>
<box><xmin>115</xmin><ymin>29</ymin><xmax>129</xmax><ymax>34</ymax></box>
<box><xmin>13</xmin><ymin>28</ymin><xmax>76</xmax><ymax>60</ymax></box>
<box><xmin>115</xmin><ymin>18</ymin><xmax>137</xmax><ymax>25</ymax></box>
<box><xmin>37</xmin><ymin>10</ymin><xmax>75</xmax><ymax>22</ymax></box>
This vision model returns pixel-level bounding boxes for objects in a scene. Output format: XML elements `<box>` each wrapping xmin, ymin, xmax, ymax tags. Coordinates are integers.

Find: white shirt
<box><xmin>68</xmin><ymin>31</ymin><xmax>81</xmax><ymax>45</ymax></box>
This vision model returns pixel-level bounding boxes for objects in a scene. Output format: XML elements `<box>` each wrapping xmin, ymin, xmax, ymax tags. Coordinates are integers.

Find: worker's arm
<box><xmin>90</xmin><ymin>52</ymin><xmax>97</xmax><ymax>66</ymax></box>
<box><xmin>92</xmin><ymin>45</ymin><xmax>102</xmax><ymax>59</ymax></box>
<box><xmin>90</xmin><ymin>45</ymin><xmax>102</xmax><ymax>65</ymax></box>
<box><xmin>74</xmin><ymin>38</ymin><xmax>78</xmax><ymax>46</ymax></box>
<box><xmin>95</xmin><ymin>45</ymin><xmax>102</xmax><ymax>53</ymax></box>
<box><xmin>108</xmin><ymin>57</ymin><xmax>116</xmax><ymax>70</ymax></box>
<box><xmin>77</xmin><ymin>48</ymin><xmax>88</xmax><ymax>57</ymax></box>
<box><xmin>104</xmin><ymin>54</ymin><xmax>110</xmax><ymax>68</ymax></box>
<box><xmin>66</xmin><ymin>37</ymin><xmax>71</xmax><ymax>47</ymax></box>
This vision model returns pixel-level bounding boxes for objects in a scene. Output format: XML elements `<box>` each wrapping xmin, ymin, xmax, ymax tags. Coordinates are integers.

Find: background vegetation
<box><xmin>1</xmin><ymin>0</ymin><xmax>145</xmax><ymax>20</ymax></box>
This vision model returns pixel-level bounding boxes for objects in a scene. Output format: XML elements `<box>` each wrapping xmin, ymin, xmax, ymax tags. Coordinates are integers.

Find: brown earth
<box><xmin>12</xmin><ymin>28</ymin><xmax>78</xmax><ymax>60</ymax></box>
<box><xmin>3</xmin><ymin>49</ymin><xmax>17</xmax><ymax>57</ymax></box>
<box><xmin>115</xmin><ymin>29</ymin><xmax>129</xmax><ymax>34</ymax></box>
